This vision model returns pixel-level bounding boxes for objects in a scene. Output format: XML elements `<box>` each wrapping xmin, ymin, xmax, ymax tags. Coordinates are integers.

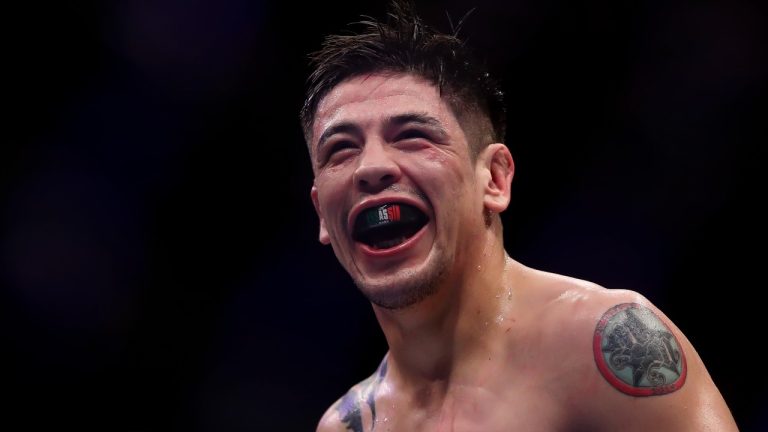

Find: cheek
<box><xmin>417</xmin><ymin>157</ymin><xmax>473</xmax><ymax>193</ymax></box>
<box><xmin>314</xmin><ymin>169</ymin><xmax>346</xmax><ymax>202</ymax></box>
<box><xmin>314</xmin><ymin>173</ymin><xmax>352</xmax><ymax>228</ymax></box>
<box><xmin>421</xmin><ymin>148</ymin><xmax>450</xmax><ymax>166</ymax></box>
<box><xmin>419</xmin><ymin>145</ymin><xmax>470</xmax><ymax>173</ymax></box>
<box><xmin>315</xmin><ymin>159</ymin><xmax>355</xmax><ymax>187</ymax></box>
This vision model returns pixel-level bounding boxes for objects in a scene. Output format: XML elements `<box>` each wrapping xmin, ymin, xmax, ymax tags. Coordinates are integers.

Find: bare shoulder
<box><xmin>316</xmin><ymin>357</ymin><xmax>389</xmax><ymax>432</ymax></box>
<box><xmin>316</xmin><ymin>381</ymin><xmax>370</xmax><ymax>432</ymax></box>
<box><xmin>524</xmin><ymin>270</ymin><xmax>683</xmax><ymax>357</ymax></box>
<box><xmin>519</xmin><ymin>269</ymin><xmax>639</xmax><ymax>349</ymax></box>
<box><xmin>528</xmin><ymin>273</ymin><xmax>737</xmax><ymax>431</ymax></box>
<box><xmin>316</xmin><ymin>397</ymin><xmax>347</xmax><ymax>432</ymax></box>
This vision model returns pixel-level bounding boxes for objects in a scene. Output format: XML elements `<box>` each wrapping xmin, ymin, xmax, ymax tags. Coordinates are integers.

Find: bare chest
<box><xmin>360</xmin><ymin>384</ymin><xmax>579</xmax><ymax>432</ymax></box>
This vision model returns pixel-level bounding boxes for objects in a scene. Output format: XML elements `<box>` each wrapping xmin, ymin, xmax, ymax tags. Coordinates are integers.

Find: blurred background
<box><xmin>3</xmin><ymin>0</ymin><xmax>766</xmax><ymax>430</ymax></box>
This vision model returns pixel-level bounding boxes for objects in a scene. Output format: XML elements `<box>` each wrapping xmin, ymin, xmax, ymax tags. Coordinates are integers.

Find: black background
<box><xmin>4</xmin><ymin>0</ymin><xmax>766</xmax><ymax>430</ymax></box>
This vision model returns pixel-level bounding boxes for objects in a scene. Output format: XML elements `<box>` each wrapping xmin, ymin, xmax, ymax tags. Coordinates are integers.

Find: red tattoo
<box><xmin>593</xmin><ymin>303</ymin><xmax>687</xmax><ymax>396</ymax></box>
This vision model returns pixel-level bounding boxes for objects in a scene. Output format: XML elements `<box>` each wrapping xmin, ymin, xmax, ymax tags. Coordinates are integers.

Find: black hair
<box><xmin>300</xmin><ymin>0</ymin><xmax>506</xmax><ymax>156</ymax></box>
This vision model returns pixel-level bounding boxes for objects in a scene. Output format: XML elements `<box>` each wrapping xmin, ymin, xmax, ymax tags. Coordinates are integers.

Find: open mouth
<box><xmin>353</xmin><ymin>203</ymin><xmax>429</xmax><ymax>250</ymax></box>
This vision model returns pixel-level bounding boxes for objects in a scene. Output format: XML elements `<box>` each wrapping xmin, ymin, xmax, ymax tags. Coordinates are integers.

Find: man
<box><xmin>301</xmin><ymin>2</ymin><xmax>737</xmax><ymax>430</ymax></box>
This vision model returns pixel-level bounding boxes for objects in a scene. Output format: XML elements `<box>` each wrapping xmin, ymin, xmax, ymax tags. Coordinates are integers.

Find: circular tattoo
<box><xmin>593</xmin><ymin>303</ymin><xmax>687</xmax><ymax>396</ymax></box>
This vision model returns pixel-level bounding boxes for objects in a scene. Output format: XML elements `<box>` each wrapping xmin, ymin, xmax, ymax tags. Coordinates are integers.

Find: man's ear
<box><xmin>310</xmin><ymin>184</ymin><xmax>331</xmax><ymax>245</ymax></box>
<box><xmin>477</xmin><ymin>143</ymin><xmax>514</xmax><ymax>213</ymax></box>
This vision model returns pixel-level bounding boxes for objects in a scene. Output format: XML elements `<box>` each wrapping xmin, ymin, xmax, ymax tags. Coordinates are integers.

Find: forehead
<box><xmin>312</xmin><ymin>73</ymin><xmax>456</xmax><ymax>145</ymax></box>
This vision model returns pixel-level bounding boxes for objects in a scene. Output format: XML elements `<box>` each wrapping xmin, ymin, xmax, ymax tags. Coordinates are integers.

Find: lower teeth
<box><xmin>373</xmin><ymin>236</ymin><xmax>407</xmax><ymax>249</ymax></box>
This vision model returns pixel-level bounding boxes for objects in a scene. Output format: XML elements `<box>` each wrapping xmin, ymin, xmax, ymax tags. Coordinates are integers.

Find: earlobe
<box><xmin>310</xmin><ymin>185</ymin><xmax>331</xmax><ymax>245</ymax></box>
<box><xmin>480</xmin><ymin>144</ymin><xmax>514</xmax><ymax>213</ymax></box>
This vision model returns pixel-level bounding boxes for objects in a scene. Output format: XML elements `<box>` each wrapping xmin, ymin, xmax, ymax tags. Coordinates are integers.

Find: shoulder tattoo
<box><xmin>336</xmin><ymin>357</ymin><xmax>388</xmax><ymax>432</ymax></box>
<box><xmin>593</xmin><ymin>303</ymin><xmax>687</xmax><ymax>396</ymax></box>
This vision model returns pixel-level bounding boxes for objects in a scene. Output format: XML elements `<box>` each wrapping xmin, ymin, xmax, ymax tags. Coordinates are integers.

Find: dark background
<box><xmin>3</xmin><ymin>0</ymin><xmax>765</xmax><ymax>430</ymax></box>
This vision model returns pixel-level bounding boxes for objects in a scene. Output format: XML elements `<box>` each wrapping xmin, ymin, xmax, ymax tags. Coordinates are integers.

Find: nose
<box><xmin>352</xmin><ymin>141</ymin><xmax>402</xmax><ymax>193</ymax></box>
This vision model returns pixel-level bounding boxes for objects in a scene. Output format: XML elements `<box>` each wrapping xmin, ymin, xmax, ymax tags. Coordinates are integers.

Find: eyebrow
<box><xmin>315</xmin><ymin>112</ymin><xmax>449</xmax><ymax>154</ymax></box>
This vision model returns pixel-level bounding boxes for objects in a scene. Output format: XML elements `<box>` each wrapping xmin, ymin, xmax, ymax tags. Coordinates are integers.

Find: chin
<box><xmin>353</xmin><ymin>254</ymin><xmax>449</xmax><ymax>310</ymax></box>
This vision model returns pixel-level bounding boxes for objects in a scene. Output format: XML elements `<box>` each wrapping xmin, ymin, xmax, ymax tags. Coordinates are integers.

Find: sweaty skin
<box><xmin>311</xmin><ymin>73</ymin><xmax>737</xmax><ymax>431</ymax></box>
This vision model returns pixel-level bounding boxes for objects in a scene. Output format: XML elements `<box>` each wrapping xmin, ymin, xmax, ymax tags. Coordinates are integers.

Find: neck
<box><xmin>371</xmin><ymin>223</ymin><xmax>520</xmax><ymax>395</ymax></box>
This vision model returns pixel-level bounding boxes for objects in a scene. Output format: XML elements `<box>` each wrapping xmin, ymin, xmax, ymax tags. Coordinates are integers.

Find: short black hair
<box><xmin>300</xmin><ymin>0</ymin><xmax>506</xmax><ymax>156</ymax></box>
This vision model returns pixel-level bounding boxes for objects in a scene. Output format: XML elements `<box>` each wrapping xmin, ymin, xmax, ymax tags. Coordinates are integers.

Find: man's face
<box><xmin>310</xmin><ymin>73</ymin><xmax>486</xmax><ymax>309</ymax></box>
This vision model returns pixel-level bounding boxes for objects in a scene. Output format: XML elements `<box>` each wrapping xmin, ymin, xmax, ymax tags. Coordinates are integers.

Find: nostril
<box><xmin>356</xmin><ymin>172</ymin><xmax>396</xmax><ymax>188</ymax></box>
<box><xmin>359</xmin><ymin>174</ymin><xmax>396</xmax><ymax>191</ymax></box>
<box><xmin>353</xmin><ymin>157</ymin><xmax>401</xmax><ymax>191</ymax></box>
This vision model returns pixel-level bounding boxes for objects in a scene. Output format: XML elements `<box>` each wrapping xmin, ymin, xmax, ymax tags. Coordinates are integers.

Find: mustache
<box><xmin>376</xmin><ymin>184</ymin><xmax>428</xmax><ymax>203</ymax></box>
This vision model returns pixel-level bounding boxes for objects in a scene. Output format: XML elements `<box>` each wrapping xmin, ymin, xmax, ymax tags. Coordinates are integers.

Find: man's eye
<box><xmin>329</xmin><ymin>141</ymin><xmax>356</xmax><ymax>153</ymax></box>
<box><xmin>396</xmin><ymin>130</ymin><xmax>428</xmax><ymax>140</ymax></box>
<box><xmin>322</xmin><ymin>141</ymin><xmax>357</xmax><ymax>164</ymax></box>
